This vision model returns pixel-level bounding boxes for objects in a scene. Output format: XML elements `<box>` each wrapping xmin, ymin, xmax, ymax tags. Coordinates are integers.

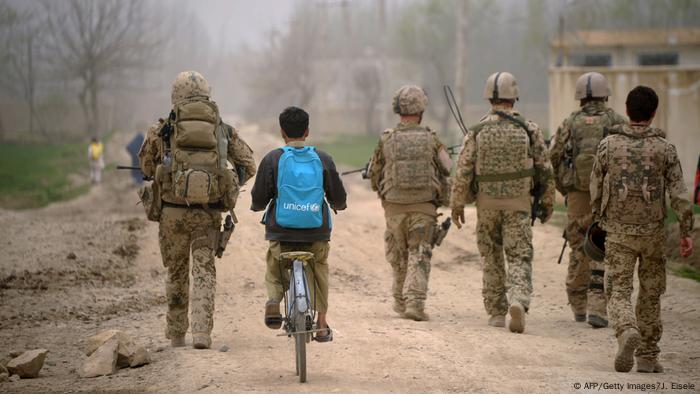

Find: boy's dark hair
<box><xmin>279</xmin><ymin>106</ymin><xmax>309</xmax><ymax>138</ymax></box>
<box><xmin>626</xmin><ymin>86</ymin><xmax>658</xmax><ymax>122</ymax></box>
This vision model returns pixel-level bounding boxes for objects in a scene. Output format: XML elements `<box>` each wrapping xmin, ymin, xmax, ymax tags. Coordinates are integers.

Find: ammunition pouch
<box><xmin>138</xmin><ymin>183</ymin><xmax>162</xmax><ymax>222</ymax></box>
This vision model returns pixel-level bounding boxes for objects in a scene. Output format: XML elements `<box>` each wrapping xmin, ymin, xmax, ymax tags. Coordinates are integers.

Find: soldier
<box><xmin>550</xmin><ymin>72</ymin><xmax>627</xmax><ymax>328</ymax></box>
<box><xmin>139</xmin><ymin>71</ymin><xmax>256</xmax><ymax>349</ymax></box>
<box><xmin>368</xmin><ymin>85</ymin><xmax>452</xmax><ymax>321</ymax></box>
<box><xmin>450</xmin><ymin>72</ymin><xmax>554</xmax><ymax>333</ymax></box>
<box><xmin>590</xmin><ymin>86</ymin><xmax>694</xmax><ymax>373</ymax></box>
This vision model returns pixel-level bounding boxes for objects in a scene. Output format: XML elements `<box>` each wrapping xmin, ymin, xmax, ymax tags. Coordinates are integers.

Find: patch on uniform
<box><xmin>585</xmin><ymin>117</ymin><xmax>597</xmax><ymax>125</ymax></box>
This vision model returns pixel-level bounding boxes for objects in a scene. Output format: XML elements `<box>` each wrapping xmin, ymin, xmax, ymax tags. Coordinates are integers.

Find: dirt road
<box><xmin>1</xmin><ymin>129</ymin><xmax>699</xmax><ymax>393</ymax></box>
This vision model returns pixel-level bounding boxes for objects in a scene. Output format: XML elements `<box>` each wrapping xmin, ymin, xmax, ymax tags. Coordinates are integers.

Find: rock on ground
<box><xmin>0</xmin><ymin>372</ymin><xmax>8</xmax><ymax>383</ymax></box>
<box><xmin>85</xmin><ymin>329</ymin><xmax>136</xmax><ymax>368</ymax></box>
<box><xmin>79</xmin><ymin>338</ymin><xmax>118</xmax><ymax>378</ymax></box>
<box><xmin>129</xmin><ymin>347</ymin><xmax>150</xmax><ymax>368</ymax></box>
<box><xmin>9</xmin><ymin>374</ymin><xmax>20</xmax><ymax>382</ymax></box>
<box><xmin>6</xmin><ymin>348</ymin><xmax>48</xmax><ymax>378</ymax></box>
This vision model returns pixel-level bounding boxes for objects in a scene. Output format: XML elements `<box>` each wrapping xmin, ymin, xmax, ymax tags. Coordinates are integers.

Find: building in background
<box><xmin>549</xmin><ymin>28</ymin><xmax>700</xmax><ymax>190</ymax></box>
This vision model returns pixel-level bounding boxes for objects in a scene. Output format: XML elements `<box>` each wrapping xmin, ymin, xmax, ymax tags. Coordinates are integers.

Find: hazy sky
<box><xmin>194</xmin><ymin>0</ymin><xmax>294</xmax><ymax>50</ymax></box>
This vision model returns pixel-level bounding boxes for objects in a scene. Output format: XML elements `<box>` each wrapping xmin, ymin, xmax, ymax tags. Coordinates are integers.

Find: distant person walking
<box><xmin>88</xmin><ymin>136</ymin><xmax>105</xmax><ymax>184</ymax></box>
<box><xmin>127</xmin><ymin>132</ymin><xmax>145</xmax><ymax>185</ymax></box>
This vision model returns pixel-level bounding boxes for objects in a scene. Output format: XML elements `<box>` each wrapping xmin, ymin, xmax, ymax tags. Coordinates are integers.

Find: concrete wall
<box><xmin>549</xmin><ymin>66</ymin><xmax>700</xmax><ymax>192</ymax></box>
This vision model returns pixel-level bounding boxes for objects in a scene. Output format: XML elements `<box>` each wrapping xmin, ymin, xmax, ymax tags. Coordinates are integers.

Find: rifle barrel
<box><xmin>117</xmin><ymin>165</ymin><xmax>141</xmax><ymax>170</ymax></box>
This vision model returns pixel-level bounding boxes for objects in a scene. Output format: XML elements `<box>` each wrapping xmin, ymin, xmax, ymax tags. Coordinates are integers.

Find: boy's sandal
<box><xmin>314</xmin><ymin>326</ymin><xmax>333</xmax><ymax>343</ymax></box>
<box><xmin>264</xmin><ymin>301</ymin><xmax>282</xmax><ymax>329</ymax></box>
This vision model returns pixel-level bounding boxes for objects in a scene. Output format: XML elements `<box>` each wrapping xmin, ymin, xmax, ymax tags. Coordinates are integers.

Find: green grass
<box><xmin>666</xmin><ymin>205</ymin><xmax>700</xmax><ymax>224</ymax></box>
<box><xmin>0</xmin><ymin>142</ymin><xmax>90</xmax><ymax>209</ymax></box>
<box><xmin>315</xmin><ymin>135</ymin><xmax>379</xmax><ymax>168</ymax></box>
<box><xmin>673</xmin><ymin>266</ymin><xmax>700</xmax><ymax>283</ymax></box>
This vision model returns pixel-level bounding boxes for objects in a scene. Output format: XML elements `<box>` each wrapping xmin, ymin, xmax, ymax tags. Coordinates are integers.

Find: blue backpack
<box><xmin>275</xmin><ymin>146</ymin><xmax>325</xmax><ymax>229</ymax></box>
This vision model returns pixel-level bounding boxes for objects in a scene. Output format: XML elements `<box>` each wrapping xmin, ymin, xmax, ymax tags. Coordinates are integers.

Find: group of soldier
<box><xmin>371</xmin><ymin>72</ymin><xmax>693</xmax><ymax>373</ymax></box>
<box><xmin>137</xmin><ymin>69</ymin><xmax>694</xmax><ymax>375</ymax></box>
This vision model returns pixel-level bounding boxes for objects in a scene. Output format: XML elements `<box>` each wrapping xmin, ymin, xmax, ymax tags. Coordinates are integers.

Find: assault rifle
<box><xmin>557</xmin><ymin>229</ymin><xmax>568</xmax><ymax>264</ymax></box>
<box><xmin>116</xmin><ymin>165</ymin><xmax>153</xmax><ymax>181</ymax></box>
<box><xmin>432</xmin><ymin>217</ymin><xmax>452</xmax><ymax>248</ymax></box>
<box><xmin>341</xmin><ymin>162</ymin><xmax>370</xmax><ymax>179</ymax></box>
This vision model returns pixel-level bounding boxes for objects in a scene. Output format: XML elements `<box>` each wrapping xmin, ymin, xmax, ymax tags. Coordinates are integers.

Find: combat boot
<box><xmin>393</xmin><ymin>299</ymin><xmax>406</xmax><ymax>315</ymax></box>
<box><xmin>192</xmin><ymin>333</ymin><xmax>212</xmax><ymax>349</ymax></box>
<box><xmin>170</xmin><ymin>336</ymin><xmax>186</xmax><ymax>348</ymax></box>
<box><xmin>488</xmin><ymin>315</ymin><xmax>505</xmax><ymax>327</ymax></box>
<box><xmin>636</xmin><ymin>358</ymin><xmax>664</xmax><ymax>373</ymax></box>
<box><xmin>574</xmin><ymin>313</ymin><xmax>586</xmax><ymax>322</ymax></box>
<box><xmin>404</xmin><ymin>305</ymin><xmax>429</xmax><ymax>321</ymax></box>
<box><xmin>508</xmin><ymin>302</ymin><xmax>526</xmax><ymax>333</ymax></box>
<box><xmin>614</xmin><ymin>328</ymin><xmax>641</xmax><ymax>372</ymax></box>
<box><xmin>587</xmin><ymin>314</ymin><xmax>608</xmax><ymax>328</ymax></box>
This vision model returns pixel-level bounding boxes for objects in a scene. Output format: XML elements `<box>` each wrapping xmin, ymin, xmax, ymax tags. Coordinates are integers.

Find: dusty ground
<box><xmin>1</xmin><ymin>128</ymin><xmax>699</xmax><ymax>393</ymax></box>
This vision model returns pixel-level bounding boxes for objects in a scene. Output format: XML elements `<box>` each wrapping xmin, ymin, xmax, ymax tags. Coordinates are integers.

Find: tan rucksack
<box><xmin>155</xmin><ymin>98</ymin><xmax>238</xmax><ymax>209</ymax></box>
<box><xmin>473</xmin><ymin>114</ymin><xmax>534</xmax><ymax>199</ymax></box>
<box><xmin>603</xmin><ymin>134</ymin><xmax>666</xmax><ymax>224</ymax></box>
<box><xmin>380</xmin><ymin>125</ymin><xmax>440</xmax><ymax>204</ymax></box>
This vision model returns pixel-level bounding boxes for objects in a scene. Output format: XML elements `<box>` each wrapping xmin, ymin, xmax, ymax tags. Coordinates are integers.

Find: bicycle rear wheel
<box><xmin>294</xmin><ymin>312</ymin><xmax>307</xmax><ymax>383</ymax></box>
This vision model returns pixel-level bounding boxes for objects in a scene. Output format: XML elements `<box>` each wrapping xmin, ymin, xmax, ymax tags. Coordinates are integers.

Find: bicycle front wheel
<box><xmin>294</xmin><ymin>312</ymin><xmax>307</xmax><ymax>383</ymax></box>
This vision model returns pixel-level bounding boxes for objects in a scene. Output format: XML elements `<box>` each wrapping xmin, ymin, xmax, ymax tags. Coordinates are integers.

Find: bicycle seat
<box><xmin>279</xmin><ymin>251</ymin><xmax>315</xmax><ymax>263</ymax></box>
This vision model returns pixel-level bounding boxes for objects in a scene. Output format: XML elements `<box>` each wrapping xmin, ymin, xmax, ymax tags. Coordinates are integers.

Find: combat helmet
<box><xmin>171</xmin><ymin>71</ymin><xmax>211</xmax><ymax>105</ymax></box>
<box><xmin>392</xmin><ymin>85</ymin><xmax>428</xmax><ymax>115</ymax></box>
<box><xmin>483</xmin><ymin>72</ymin><xmax>519</xmax><ymax>100</ymax></box>
<box><xmin>584</xmin><ymin>222</ymin><xmax>606</xmax><ymax>262</ymax></box>
<box><xmin>574</xmin><ymin>72</ymin><xmax>611</xmax><ymax>100</ymax></box>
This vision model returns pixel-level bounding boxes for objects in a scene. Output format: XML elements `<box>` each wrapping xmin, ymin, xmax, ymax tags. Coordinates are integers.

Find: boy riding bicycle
<box><xmin>251</xmin><ymin>107</ymin><xmax>347</xmax><ymax>342</ymax></box>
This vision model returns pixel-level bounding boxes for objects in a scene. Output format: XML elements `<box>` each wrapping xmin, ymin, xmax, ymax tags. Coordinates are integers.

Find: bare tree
<box><xmin>353</xmin><ymin>51</ymin><xmax>381</xmax><ymax>134</ymax></box>
<box><xmin>42</xmin><ymin>0</ymin><xmax>161</xmax><ymax>136</ymax></box>
<box><xmin>0</xmin><ymin>1</ymin><xmax>46</xmax><ymax>137</ymax></box>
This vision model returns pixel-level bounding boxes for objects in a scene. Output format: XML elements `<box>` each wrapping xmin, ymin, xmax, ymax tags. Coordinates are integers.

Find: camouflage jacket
<box><xmin>450</xmin><ymin>108</ymin><xmax>555</xmax><ymax>212</ymax></box>
<box><xmin>550</xmin><ymin>101</ymin><xmax>627</xmax><ymax>195</ymax></box>
<box><xmin>138</xmin><ymin>118</ymin><xmax>257</xmax><ymax>184</ymax></box>
<box><xmin>369</xmin><ymin>120</ymin><xmax>451</xmax><ymax>205</ymax></box>
<box><xmin>590</xmin><ymin>124</ymin><xmax>694</xmax><ymax>237</ymax></box>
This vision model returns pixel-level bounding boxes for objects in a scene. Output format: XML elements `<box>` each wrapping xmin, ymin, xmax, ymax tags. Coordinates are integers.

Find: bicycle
<box><xmin>277</xmin><ymin>251</ymin><xmax>321</xmax><ymax>383</ymax></box>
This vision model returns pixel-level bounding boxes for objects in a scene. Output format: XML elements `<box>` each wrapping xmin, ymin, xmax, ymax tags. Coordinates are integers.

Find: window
<box><xmin>638</xmin><ymin>52</ymin><xmax>679</xmax><ymax>66</ymax></box>
<box><xmin>569</xmin><ymin>53</ymin><xmax>612</xmax><ymax>67</ymax></box>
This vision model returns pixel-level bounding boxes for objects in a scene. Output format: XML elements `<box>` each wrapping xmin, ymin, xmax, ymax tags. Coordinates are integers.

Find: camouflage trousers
<box><xmin>266</xmin><ymin>241</ymin><xmax>330</xmax><ymax>313</ymax></box>
<box><xmin>604</xmin><ymin>232</ymin><xmax>666</xmax><ymax>360</ymax></box>
<box><xmin>159</xmin><ymin>207</ymin><xmax>220</xmax><ymax>339</ymax></box>
<box><xmin>565</xmin><ymin>212</ymin><xmax>607</xmax><ymax>318</ymax></box>
<box><xmin>384</xmin><ymin>212</ymin><xmax>435</xmax><ymax>310</ymax></box>
<box><xmin>476</xmin><ymin>209</ymin><xmax>533</xmax><ymax>316</ymax></box>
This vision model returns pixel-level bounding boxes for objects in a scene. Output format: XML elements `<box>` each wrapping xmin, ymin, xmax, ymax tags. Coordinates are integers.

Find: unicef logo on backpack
<box><xmin>282</xmin><ymin>202</ymin><xmax>321</xmax><ymax>213</ymax></box>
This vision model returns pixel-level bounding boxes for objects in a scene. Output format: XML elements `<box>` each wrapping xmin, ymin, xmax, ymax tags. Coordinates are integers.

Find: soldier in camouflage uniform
<box><xmin>590</xmin><ymin>86</ymin><xmax>694</xmax><ymax>373</ymax></box>
<box><xmin>369</xmin><ymin>85</ymin><xmax>452</xmax><ymax>321</ymax></box>
<box><xmin>139</xmin><ymin>71</ymin><xmax>257</xmax><ymax>349</ymax></box>
<box><xmin>450</xmin><ymin>72</ymin><xmax>555</xmax><ymax>333</ymax></box>
<box><xmin>550</xmin><ymin>72</ymin><xmax>627</xmax><ymax>328</ymax></box>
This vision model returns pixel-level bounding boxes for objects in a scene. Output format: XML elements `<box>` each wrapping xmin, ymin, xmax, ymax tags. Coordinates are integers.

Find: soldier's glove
<box><xmin>538</xmin><ymin>205</ymin><xmax>553</xmax><ymax>224</ymax></box>
<box><xmin>680</xmin><ymin>237</ymin><xmax>694</xmax><ymax>258</ymax></box>
<box><xmin>451</xmin><ymin>207</ymin><xmax>465</xmax><ymax>229</ymax></box>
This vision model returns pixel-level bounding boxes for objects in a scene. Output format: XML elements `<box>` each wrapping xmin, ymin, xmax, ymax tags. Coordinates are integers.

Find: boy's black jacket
<box><xmin>250</xmin><ymin>146</ymin><xmax>347</xmax><ymax>242</ymax></box>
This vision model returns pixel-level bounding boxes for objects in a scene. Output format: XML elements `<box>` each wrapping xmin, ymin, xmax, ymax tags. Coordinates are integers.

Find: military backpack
<box><xmin>155</xmin><ymin>98</ymin><xmax>238</xmax><ymax>210</ymax></box>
